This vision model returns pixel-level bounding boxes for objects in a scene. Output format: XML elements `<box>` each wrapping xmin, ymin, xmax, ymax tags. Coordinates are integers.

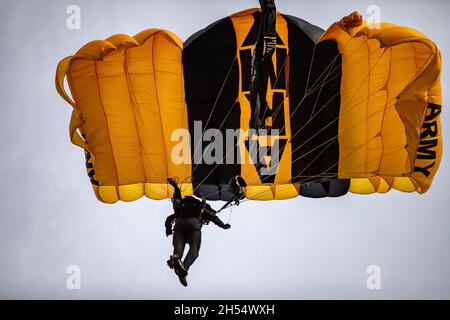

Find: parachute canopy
<box><xmin>56</xmin><ymin>5</ymin><xmax>442</xmax><ymax>203</ymax></box>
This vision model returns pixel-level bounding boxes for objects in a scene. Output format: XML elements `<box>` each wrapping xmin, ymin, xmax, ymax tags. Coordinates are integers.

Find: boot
<box><xmin>178</xmin><ymin>275</ymin><xmax>188</xmax><ymax>287</ymax></box>
<box><xmin>170</xmin><ymin>254</ymin><xmax>188</xmax><ymax>277</ymax></box>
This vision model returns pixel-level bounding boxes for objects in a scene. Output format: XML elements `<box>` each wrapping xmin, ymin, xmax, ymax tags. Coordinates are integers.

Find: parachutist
<box><xmin>165</xmin><ymin>178</ymin><xmax>231</xmax><ymax>287</ymax></box>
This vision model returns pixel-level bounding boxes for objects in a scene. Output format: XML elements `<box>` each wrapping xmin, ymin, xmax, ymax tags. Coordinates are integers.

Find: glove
<box><xmin>223</xmin><ymin>224</ymin><xmax>231</xmax><ymax>230</ymax></box>
<box><xmin>166</xmin><ymin>229</ymin><xmax>173</xmax><ymax>237</ymax></box>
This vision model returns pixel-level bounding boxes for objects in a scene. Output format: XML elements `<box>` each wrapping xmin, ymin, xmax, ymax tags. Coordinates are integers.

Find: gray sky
<box><xmin>0</xmin><ymin>0</ymin><xmax>449</xmax><ymax>299</ymax></box>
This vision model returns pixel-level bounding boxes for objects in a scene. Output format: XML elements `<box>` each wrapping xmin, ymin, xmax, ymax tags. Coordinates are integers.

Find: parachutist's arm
<box><xmin>203</xmin><ymin>210</ymin><xmax>229</xmax><ymax>229</ymax></box>
<box><xmin>167</xmin><ymin>178</ymin><xmax>182</xmax><ymax>207</ymax></box>
<box><xmin>165</xmin><ymin>213</ymin><xmax>176</xmax><ymax>235</ymax></box>
<box><xmin>172</xmin><ymin>185</ymin><xmax>182</xmax><ymax>202</ymax></box>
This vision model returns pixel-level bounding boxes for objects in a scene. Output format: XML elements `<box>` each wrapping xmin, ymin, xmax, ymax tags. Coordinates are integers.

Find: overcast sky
<box><xmin>0</xmin><ymin>0</ymin><xmax>449</xmax><ymax>299</ymax></box>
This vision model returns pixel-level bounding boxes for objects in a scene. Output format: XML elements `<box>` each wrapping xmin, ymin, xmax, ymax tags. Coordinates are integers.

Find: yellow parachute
<box><xmin>56</xmin><ymin>9</ymin><xmax>442</xmax><ymax>203</ymax></box>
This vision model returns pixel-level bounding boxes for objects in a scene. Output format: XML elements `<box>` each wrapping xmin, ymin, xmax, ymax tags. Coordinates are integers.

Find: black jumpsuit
<box><xmin>165</xmin><ymin>185</ymin><xmax>228</xmax><ymax>270</ymax></box>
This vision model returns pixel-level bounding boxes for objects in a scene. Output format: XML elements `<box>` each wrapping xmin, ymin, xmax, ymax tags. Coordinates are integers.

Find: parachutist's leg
<box><xmin>172</xmin><ymin>231</ymin><xmax>186</xmax><ymax>259</ymax></box>
<box><xmin>170</xmin><ymin>231</ymin><xmax>188</xmax><ymax>277</ymax></box>
<box><xmin>183</xmin><ymin>231</ymin><xmax>202</xmax><ymax>271</ymax></box>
